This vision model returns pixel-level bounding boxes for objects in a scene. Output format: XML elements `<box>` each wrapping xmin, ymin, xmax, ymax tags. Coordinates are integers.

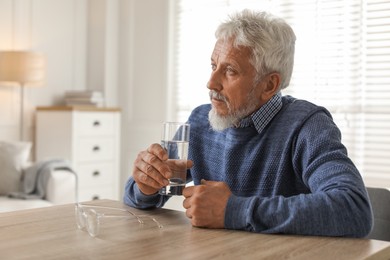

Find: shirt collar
<box><xmin>237</xmin><ymin>92</ymin><xmax>282</xmax><ymax>134</ymax></box>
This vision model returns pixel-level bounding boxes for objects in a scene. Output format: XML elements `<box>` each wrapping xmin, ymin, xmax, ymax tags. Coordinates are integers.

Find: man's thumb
<box><xmin>200</xmin><ymin>179</ymin><xmax>219</xmax><ymax>186</ymax></box>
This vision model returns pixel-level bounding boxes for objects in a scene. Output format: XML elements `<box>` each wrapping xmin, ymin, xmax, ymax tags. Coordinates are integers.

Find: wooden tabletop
<box><xmin>0</xmin><ymin>199</ymin><xmax>389</xmax><ymax>260</ymax></box>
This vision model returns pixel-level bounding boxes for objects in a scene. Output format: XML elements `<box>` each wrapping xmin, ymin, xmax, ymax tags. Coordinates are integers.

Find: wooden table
<box><xmin>0</xmin><ymin>199</ymin><xmax>389</xmax><ymax>259</ymax></box>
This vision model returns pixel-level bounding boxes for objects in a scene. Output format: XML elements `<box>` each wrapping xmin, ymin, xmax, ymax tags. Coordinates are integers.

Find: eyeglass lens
<box><xmin>85</xmin><ymin>209</ymin><xmax>100</xmax><ymax>237</ymax></box>
<box><xmin>75</xmin><ymin>204</ymin><xmax>162</xmax><ymax>237</ymax></box>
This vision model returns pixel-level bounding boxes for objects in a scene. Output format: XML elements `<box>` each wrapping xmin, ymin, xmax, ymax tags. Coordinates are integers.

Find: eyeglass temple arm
<box><xmin>76</xmin><ymin>204</ymin><xmax>163</xmax><ymax>228</ymax></box>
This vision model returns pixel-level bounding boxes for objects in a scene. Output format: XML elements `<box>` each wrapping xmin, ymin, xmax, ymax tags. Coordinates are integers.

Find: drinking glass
<box><xmin>159</xmin><ymin>122</ymin><xmax>190</xmax><ymax>196</ymax></box>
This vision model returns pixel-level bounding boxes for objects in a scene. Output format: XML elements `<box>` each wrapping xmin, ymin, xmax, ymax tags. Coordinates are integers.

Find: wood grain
<box><xmin>0</xmin><ymin>200</ymin><xmax>389</xmax><ymax>259</ymax></box>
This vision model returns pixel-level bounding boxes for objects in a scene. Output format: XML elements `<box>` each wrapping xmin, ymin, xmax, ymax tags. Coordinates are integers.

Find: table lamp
<box><xmin>0</xmin><ymin>51</ymin><xmax>46</xmax><ymax>140</ymax></box>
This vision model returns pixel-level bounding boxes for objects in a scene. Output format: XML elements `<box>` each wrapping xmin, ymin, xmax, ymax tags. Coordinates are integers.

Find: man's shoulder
<box><xmin>281</xmin><ymin>95</ymin><xmax>331</xmax><ymax>116</ymax></box>
<box><xmin>275</xmin><ymin>95</ymin><xmax>333</xmax><ymax>131</ymax></box>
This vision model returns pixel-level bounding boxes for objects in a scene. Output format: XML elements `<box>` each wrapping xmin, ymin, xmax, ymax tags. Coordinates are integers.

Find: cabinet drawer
<box><xmin>78</xmin><ymin>186</ymin><xmax>115</xmax><ymax>202</ymax></box>
<box><xmin>75</xmin><ymin>112</ymin><xmax>116</xmax><ymax>136</ymax></box>
<box><xmin>76</xmin><ymin>137</ymin><xmax>114</xmax><ymax>162</ymax></box>
<box><xmin>77</xmin><ymin>163</ymin><xmax>114</xmax><ymax>187</ymax></box>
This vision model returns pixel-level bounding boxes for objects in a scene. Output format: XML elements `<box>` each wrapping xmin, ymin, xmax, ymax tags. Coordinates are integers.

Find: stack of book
<box><xmin>64</xmin><ymin>90</ymin><xmax>104</xmax><ymax>107</ymax></box>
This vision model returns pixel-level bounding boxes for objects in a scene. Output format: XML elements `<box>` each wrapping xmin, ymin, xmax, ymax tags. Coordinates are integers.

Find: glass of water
<box><xmin>159</xmin><ymin>122</ymin><xmax>190</xmax><ymax>196</ymax></box>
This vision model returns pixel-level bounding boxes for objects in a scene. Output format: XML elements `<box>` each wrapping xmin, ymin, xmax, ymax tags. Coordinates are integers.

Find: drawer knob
<box><xmin>92</xmin><ymin>171</ymin><xmax>100</xmax><ymax>177</ymax></box>
<box><xmin>93</xmin><ymin>120</ymin><xmax>101</xmax><ymax>127</ymax></box>
<box><xmin>92</xmin><ymin>146</ymin><xmax>100</xmax><ymax>152</ymax></box>
<box><xmin>92</xmin><ymin>195</ymin><xmax>100</xmax><ymax>200</ymax></box>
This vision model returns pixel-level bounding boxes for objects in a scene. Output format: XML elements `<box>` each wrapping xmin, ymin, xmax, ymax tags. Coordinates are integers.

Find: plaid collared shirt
<box><xmin>237</xmin><ymin>92</ymin><xmax>282</xmax><ymax>134</ymax></box>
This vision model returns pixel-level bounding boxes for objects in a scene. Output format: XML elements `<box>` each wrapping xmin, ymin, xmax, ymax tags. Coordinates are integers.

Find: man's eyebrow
<box><xmin>210</xmin><ymin>53</ymin><xmax>240</xmax><ymax>69</ymax></box>
<box><xmin>223</xmin><ymin>59</ymin><xmax>240</xmax><ymax>69</ymax></box>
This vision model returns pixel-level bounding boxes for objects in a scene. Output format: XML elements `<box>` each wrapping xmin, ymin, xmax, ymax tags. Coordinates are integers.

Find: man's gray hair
<box><xmin>215</xmin><ymin>9</ymin><xmax>296</xmax><ymax>90</ymax></box>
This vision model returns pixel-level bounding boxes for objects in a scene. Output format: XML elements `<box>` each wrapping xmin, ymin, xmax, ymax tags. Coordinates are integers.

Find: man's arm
<box><xmin>224</xmin><ymin>112</ymin><xmax>373</xmax><ymax>237</ymax></box>
<box><xmin>123</xmin><ymin>143</ymin><xmax>193</xmax><ymax>209</ymax></box>
<box><xmin>123</xmin><ymin>177</ymin><xmax>166</xmax><ymax>209</ymax></box>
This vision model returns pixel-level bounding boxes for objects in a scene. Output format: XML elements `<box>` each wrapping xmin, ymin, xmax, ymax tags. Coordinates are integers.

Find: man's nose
<box><xmin>207</xmin><ymin>70</ymin><xmax>223</xmax><ymax>91</ymax></box>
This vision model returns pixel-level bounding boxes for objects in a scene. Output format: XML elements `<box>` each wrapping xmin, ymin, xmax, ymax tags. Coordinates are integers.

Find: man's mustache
<box><xmin>209</xmin><ymin>90</ymin><xmax>228</xmax><ymax>103</ymax></box>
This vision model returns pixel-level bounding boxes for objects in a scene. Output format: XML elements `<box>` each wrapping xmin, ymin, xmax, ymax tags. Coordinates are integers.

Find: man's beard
<box><xmin>208</xmin><ymin>88</ymin><xmax>259</xmax><ymax>131</ymax></box>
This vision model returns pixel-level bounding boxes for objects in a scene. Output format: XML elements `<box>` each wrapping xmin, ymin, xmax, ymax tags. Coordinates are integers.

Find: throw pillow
<box><xmin>0</xmin><ymin>141</ymin><xmax>32</xmax><ymax>195</ymax></box>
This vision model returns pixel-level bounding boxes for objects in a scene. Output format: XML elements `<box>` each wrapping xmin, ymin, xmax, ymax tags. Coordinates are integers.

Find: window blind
<box><xmin>359</xmin><ymin>0</ymin><xmax>390</xmax><ymax>179</ymax></box>
<box><xmin>170</xmin><ymin>0</ymin><xmax>390</xmax><ymax>184</ymax></box>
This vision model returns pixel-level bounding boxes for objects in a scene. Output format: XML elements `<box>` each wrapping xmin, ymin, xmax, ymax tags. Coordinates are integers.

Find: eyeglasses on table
<box><xmin>75</xmin><ymin>203</ymin><xmax>163</xmax><ymax>237</ymax></box>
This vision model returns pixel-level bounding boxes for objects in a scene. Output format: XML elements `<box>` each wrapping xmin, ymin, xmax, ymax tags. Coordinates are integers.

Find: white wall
<box><xmin>117</xmin><ymin>0</ymin><xmax>170</xmax><ymax>195</ymax></box>
<box><xmin>0</xmin><ymin>0</ymin><xmax>87</xmax><ymax>144</ymax></box>
<box><xmin>0</xmin><ymin>0</ymin><xmax>170</xmax><ymax>201</ymax></box>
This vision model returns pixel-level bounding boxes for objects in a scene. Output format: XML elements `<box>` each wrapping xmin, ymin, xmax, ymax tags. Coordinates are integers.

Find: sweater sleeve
<box><xmin>224</xmin><ymin>112</ymin><xmax>373</xmax><ymax>237</ymax></box>
<box><xmin>123</xmin><ymin>177</ymin><xmax>167</xmax><ymax>209</ymax></box>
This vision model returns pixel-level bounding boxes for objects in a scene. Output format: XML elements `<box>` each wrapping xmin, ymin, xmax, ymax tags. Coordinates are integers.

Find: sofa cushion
<box><xmin>0</xmin><ymin>197</ymin><xmax>52</xmax><ymax>213</ymax></box>
<box><xmin>0</xmin><ymin>141</ymin><xmax>31</xmax><ymax>195</ymax></box>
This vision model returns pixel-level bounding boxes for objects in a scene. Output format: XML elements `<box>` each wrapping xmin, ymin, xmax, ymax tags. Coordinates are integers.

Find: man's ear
<box><xmin>262</xmin><ymin>72</ymin><xmax>281</xmax><ymax>99</ymax></box>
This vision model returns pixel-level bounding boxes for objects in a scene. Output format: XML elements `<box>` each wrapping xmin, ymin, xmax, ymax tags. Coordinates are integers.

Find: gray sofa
<box><xmin>0</xmin><ymin>141</ymin><xmax>76</xmax><ymax>212</ymax></box>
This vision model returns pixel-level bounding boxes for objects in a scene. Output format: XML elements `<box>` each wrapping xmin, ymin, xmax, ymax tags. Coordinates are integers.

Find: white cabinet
<box><xmin>35</xmin><ymin>107</ymin><xmax>121</xmax><ymax>202</ymax></box>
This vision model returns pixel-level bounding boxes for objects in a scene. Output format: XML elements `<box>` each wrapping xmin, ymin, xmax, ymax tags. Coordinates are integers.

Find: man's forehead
<box><xmin>211</xmin><ymin>39</ymin><xmax>250</xmax><ymax>62</ymax></box>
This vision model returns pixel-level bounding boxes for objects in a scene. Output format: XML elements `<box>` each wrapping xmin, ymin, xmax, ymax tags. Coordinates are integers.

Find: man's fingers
<box><xmin>187</xmin><ymin>160</ymin><xmax>194</xmax><ymax>169</ymax></box>
<box><xmin>132</xmin><ymin>145</ymin><xmax>171</xmax><ymax>195</ymax></box>
<box><xmin>137</xmin><ymin>159</ymin><xmax>169</xmax><ymax>186</ymax></box>
<box><xmin>133</xmin><ymin>143</ymin><xmax>192</xmax><ymax>196</ymax></box>
<box><xmin>147</xmin><ymin>143</ymin><xmax>168</xmax><ymax>161</ymax></box>
<box><xmin>133</xmin><ymin>170</ymin><xmax>162</xmax><ymax>190</ymax></box>
<box><xmin>143</xmin><ymin>152</ymin><xmax>171</xmax><ymax>179</ymax></box>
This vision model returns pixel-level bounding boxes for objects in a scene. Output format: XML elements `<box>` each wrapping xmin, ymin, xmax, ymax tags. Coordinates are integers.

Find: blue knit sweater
<box><xmin>124</xmin><ymin>95</ymin><xmax>373</xmax><ymax>237</ymax></box>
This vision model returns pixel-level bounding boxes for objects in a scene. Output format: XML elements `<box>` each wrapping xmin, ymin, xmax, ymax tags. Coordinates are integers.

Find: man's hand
<box><xmin>132</xmin><ymin>143</ymin><xmax>193</xmax><ymax>195</ymax></box>
<box><xmin>132</xmin><ymin>143</ymin><xmax>170</xmax><ymax>195</ymax></box>
<box><xmin>182</xmin><ymin>180</ymin><xmax>232</xmax><ymax>228</ymax></box>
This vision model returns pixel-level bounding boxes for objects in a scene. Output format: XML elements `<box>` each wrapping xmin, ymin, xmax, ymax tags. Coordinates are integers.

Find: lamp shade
<box><xmin>0</xmin><ymin>51</ymin><xmax>45</xmax><ymax>85</ymax></box>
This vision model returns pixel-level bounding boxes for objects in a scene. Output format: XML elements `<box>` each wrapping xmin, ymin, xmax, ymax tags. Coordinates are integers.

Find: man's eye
<box><xmin>211</xmin><ymin>64</ymin><xmax>216</xmax><ymax>71</ymax></box>
<box><xmin>226</xmin><ymin>67</ymin><xmax>236</xmax><ymax>75</ymax></box>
